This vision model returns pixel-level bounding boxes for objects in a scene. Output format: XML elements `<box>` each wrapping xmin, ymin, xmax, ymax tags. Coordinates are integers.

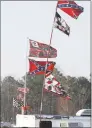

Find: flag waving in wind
<box><xmin>17</xmin><ymin>93</ymin><xmax>24</xmax><ymax>101</ymax></box>
<box><xmin>29</xmin><ymin>59</ymin><xmax>55</xmax><ymax>75</ymax></box>
<box><xmin>57</xmin><ymin>0</ymin><xmax>84</xmax><ymax>19</ymax></box>
<box><xmin>13</xmin><ymin>98</ymin><xmax>19</xmax><ymax>108</ymax></box>
<box><xmin>29</xmin><ymin>39</ymin><xmax>57</xmax><ymax>58</ymax></box>
<box><xmin>44</xmin><ymin>74</ymin><xmax>69</xmax><ymax>97</ymax></box>
<box><xmin>54</xmin><ymin>12</ymin><xmax>70</xmax><ymax>36</ymax></box>
<box><xmin>17</xmin><ymin>87</ymin><xmax>29</xmax><ymax>93</ymax></box>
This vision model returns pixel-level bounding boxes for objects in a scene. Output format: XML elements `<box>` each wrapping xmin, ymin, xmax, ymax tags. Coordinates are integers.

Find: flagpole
<box><xmin>23</xmin><ymin>37</ymin><xmax>29</xmax><ymax>114</ymax></box>
<box><xmin>39</xmin><ymin>1</ymin><xmax>58</xmax><ymax>120</ymax></box>
<box><xmin>12</xmin><ymin>98</ymin><xmax>15</xmax><ymax>124</ymax></box>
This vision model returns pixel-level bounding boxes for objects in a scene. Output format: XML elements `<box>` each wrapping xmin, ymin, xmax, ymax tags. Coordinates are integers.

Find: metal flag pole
<box><xmin>23</xmin><ymin>37</ymin><xmax>29</xmax><ymax>114</ymax></box>
<box><xmin>39</xmin><ymin>1</ymin><xmax>58</xmax><ymax>121</ymax></box>
<box><xmin>12</xmin><ymin>98</ymin><xmax>15</xmax><ymax>124</ymax></box>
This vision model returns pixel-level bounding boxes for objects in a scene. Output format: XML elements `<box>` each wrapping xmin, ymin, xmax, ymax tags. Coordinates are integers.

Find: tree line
<box><xmin>1</xmin><ymin>68</ymin><xmax>91</xmax><ymax>122</ymax></box>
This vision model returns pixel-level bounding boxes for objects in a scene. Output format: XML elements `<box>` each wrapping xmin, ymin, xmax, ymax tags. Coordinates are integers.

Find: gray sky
<box><xmin>1</xmin><ymin>1</ymin><xmax>90</xmax><ymax>79</ymax></box>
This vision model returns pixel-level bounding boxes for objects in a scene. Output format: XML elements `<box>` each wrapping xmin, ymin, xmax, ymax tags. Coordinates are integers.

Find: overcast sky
<box><xmin>1</xmin><ymin>1</ymin><xmax>90</xmax><ymax>79</ymax></box>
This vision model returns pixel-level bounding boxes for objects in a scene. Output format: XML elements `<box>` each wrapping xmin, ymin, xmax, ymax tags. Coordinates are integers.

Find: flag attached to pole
<box><xmin>57</xmin><ymin>0</ymin><xmax>84</xmax><ymax>19</ymax></box>
<box><xmin>17</xmin><ymin>87</ymin><xmax>29</xmax><ymax>93</ymax></box>
<box><xmin>44</xmin><ymin>74</ymin><xmax>69</xmax><ymax>97</ymax></box>
<box><xmin>29</xmin><ymin>39</ymin><xmax>57</xmax><ymax>58</ymax></box>
<box><xmin>54</xmin><ymin>12</ymin><xmax>70</xmax><ymax>36</ymax></box>
<box><xmin>13</xmin><ymin>98</ymin><xmax>19</xmax><ymax>108</ymax></box>
<box><xmin>29</xmin><ymin>59</ymin><xmax>55</xmax><ymax>75</ymax></box>
<box><xmin>16</xmin><ymin>93</ymin><xmax>24</xmax><ymax>101</ymax></box>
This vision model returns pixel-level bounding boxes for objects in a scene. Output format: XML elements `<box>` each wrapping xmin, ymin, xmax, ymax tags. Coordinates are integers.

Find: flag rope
<box><xmin>39</xmin><ymin>1</ymin><xmax>58</xmax><ymax>121</ymax></box>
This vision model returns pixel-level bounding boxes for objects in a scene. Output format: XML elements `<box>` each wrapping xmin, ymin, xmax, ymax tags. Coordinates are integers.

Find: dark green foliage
<box><xmin>1</xmin><ymin>68</ymin><xmax>91</xmax><ymax>122</ymax></box>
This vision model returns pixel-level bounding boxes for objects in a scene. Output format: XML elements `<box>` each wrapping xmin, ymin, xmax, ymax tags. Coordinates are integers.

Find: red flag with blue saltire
<box><xmin>57</xmin><ymin>0</ymin><xmax>84</xmax><ymax>19</ymax></box>
<box><xmin>29</xmin><ymin>59</ymin><xmax>56</xmax><ymax>75</ymax></box>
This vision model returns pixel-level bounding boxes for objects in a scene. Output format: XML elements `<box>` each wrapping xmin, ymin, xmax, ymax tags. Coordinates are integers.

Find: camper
<box><xmin>15</xmin><ymin>110</ymin><xmax>91</xmax><ymax>128</ymax></box>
